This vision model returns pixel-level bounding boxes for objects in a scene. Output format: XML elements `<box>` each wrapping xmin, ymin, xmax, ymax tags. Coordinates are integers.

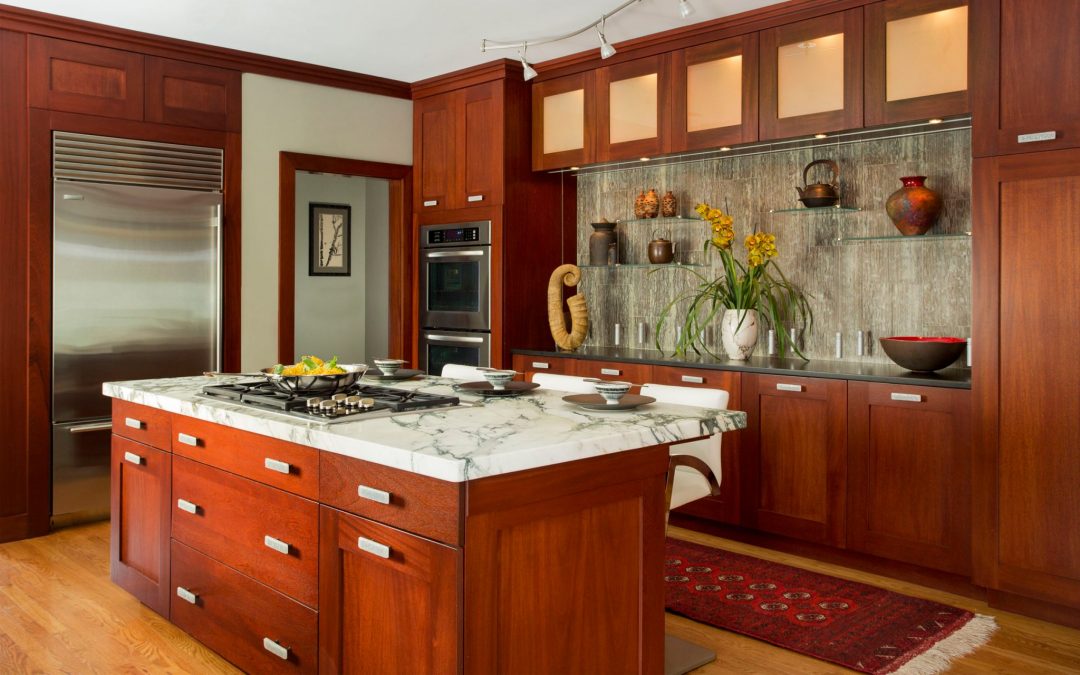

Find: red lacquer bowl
<box><xmin>878</xmin><ymin>336</ymin><xmax>966</xmax><ymax>372</ymax></box>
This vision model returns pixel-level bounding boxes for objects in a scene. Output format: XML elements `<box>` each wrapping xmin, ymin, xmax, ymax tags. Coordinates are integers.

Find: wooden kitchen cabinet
<box><xmin>531</xmin><ymin>71</ymin><xmax>597</xmax><ymax>170</ymax></box>
<box><xmin>743</xmin><ymin>373</ymin><xmax>847</xmax><ymax>546</ymax></box>
<box><xmin>670</xmin><ymin>34</ymin><xmax>759</xmax><ymax>152</ymax></box>
<box><xmin>596</xmin><ymin>55</ymin><xmax>670</xmax><ymax>162</ymax></box>
<box><xmin>572</xmin><ymin>358</ymin><xmax>651</xmax><ymax>391</ymax></box>
<box><xmin>847</xmin><ymin>382</ymin><xmax>971</xmax><ymax>574</ymax></box>
<box><xmin>110</xmin><ymin>434</ymin><xmax>171</xmax><ymax>617</ymax></box>
<box><xmin>414</xmin><ymin>91</ymin><xmax>456</xmax><ymax>211</ymax></box>
<box><xmin>28</xmin><ymin>35</ymin><xmax>144</xmax><ymax>119</ymax></box>
<box><xmin>759</xmin><ymin>8</ymin><xmax>864</xmax><ymax>140</ymax></box>
<box><xmin>971</xmin><ymin>0</ymin><xmax>1080</xmax><ymax>156</ymax></box>
<box><xmin>864</xmin><ymin>0</ymin><xmax>969</xmax><ymax>126</ymax></box>
<box><xmin>511</xmin><ymin>353</ymin><xmax>577</xmax><ymax>381</ymax></box>
<box><xmin>145</xmin><ymin>57</ymin><xmax>241</xmax><ymax>131</ymax></box>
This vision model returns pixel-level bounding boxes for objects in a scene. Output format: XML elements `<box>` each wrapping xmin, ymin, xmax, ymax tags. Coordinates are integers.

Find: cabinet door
<box><xmin>760</xmin><ymin>9</ymin><xmax>863</xmax><ymax>140</ymax></box>
<box><xmin>596</xmin><ymin>55</ymin><xmax>670</xmax><ymax>161</ymax></box>
<box><xmin>847</xmin><ymin>383</ymin><xmax>971</xmax><ymax>574</ymax></box>
<box><xmin>318</xmin><ymin>507</ymin><xmax>461</xmax><ymax>675</ymax></box>
<box><xmin>28</xmin><ymin>35</ymin><xmax>144</xmax><ymax>119</ymax></box>
<box><xmin>744</xmin><ymin>374</ymin><xmax>847</xmax><ymax>546</ymax></box>
<box><xmin>671</xmin><ymin>34</ymin><xmax>758</xmax><ymax>152</ymax></box>
<box><xmin>460</xmin><ymin>81</ymin><xmax>504</xmax><ymax>208</ymax></box>
<box><xmin>110</xmin><ymin>435</ymin><xmax>171</xmax><ymax>617</ymax></box>
<box><xmin>145</xmin><ymin>57</ymin><xmax>241</xmax><ymax>131</ymax></box>
<box><xmin>864</xmin><ymin>0</ymin><xmax>969</xmax><ymax>126</ymax></box>
<box><xmin>531</xmin><ymin>71</ymin><xmax>596</xmax><ymax>170</ymax></box>
<box><xmin>972</xmin><ymin>149</ymin><xmax>1080</xmax><ymax>609</ymax></box>
<box><xmin>971</xmin><ymin>0</ymin><xmax>1080</xmax><ymax>156</ymax></box>
<box><xmin>414</xmin><ymin>93</ymin><xmax>456</xmax><ymax>211</ymax></box>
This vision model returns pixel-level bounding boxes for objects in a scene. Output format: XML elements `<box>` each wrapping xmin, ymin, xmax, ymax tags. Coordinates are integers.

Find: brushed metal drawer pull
<box><xmin>176</xmin><ymin>586</ymin><xmax>198</xmax><ymax>604</ymax></box>
<box><xmin>466</xmin><ymin>194</ymin><xmax>484</xmax><ymax>202</ymax></box>
<box><xmin>680</xmin><ymin>375</ymin><xmax>704</xmax><ymax>384</ymax></box>
<box><xmin>600</xmin><ymin>368</ymin><xmax>621</xmax><ymax>376</ymax></box>
<box><xmin>264</xmin><ymin>535</ymin><xmax>291</xmax><ymax>555</ymax></box>
<box><xmin>776</xmin><ymin>383</ymin><xmax>803</xmax><ymax>392</ymax></box>
<box><xmin>263</xmin><ymin>637</ymin><xmax>290</xmax><ymax>660</ymax></box>
<box><xmin>123</xmin><ymin>451</ymin><xmax>143</xmax><ymax>465</ymax></box>
<box><xmin>264</xmin><ymin>458</ymin><xmax>291</xmax><ymax>474</ymax></box>
<box><xmin>177</xmin><ymin>432</ymin><xmax>199</xmax><ymax>447</ymax></box>
<box><xmin>358</xmin><ymin>536</ymin><xmax>390</xmax><ymax>559</ymax></box>
<box><xmin>531</xmin><ymin>361</ymin><xmax>551</xmax><ymax>369</ymax></box>
<box><xmin>1017</xmin><ymin>130</ymin><xmax>1056</xmax><ymax>143</ymax></box>
<box><xmin>176</xmin><ymin>499</ymin><xmax>199</xmax><ymax>515</ymax></box>
<box><xmin>358</xmin><ymin>485</ymin><xmax>391</xmax><ymax>504</ymax></box>
<box><xmin>890</xmin><ymin>392</ymin><xmax>923</xmax><ymax>403</ymax></box>
<box><xmin>124</xmin><ymin>417</ymin><xmax>143</xmax><ymax>430</ymax></box>
<box><xmin>422</xmin><ymin>199</ymin><xmax>438</xmax><ymax>207</ymax></box>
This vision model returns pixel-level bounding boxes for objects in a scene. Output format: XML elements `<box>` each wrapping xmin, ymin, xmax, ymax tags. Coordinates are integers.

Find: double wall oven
<box><xmin>418</xmin><ymin>221</ymin><xmax>492</xmax><ymax>374</ymax></box>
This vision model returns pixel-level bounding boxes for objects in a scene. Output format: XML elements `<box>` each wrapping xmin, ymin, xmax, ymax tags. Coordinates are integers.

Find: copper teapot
<box><xmin>648</xmin><ymin>232</ymin><xmax>675</xmax><ymax>264</ymax></box>
<box><xmin>795</xmin><ymin>159</ymin><xmax>840</xmax><ymax>208</ymax></box>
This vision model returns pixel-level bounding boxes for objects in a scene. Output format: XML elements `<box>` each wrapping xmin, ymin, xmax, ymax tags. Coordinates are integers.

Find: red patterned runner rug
<box><xmin>665</xmin><ymin>538</ymin><xmax>997</xmax><ymax>674</ymax></box>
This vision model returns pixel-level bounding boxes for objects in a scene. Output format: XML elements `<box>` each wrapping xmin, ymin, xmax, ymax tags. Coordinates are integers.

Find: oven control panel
<box><xmin>428</xmin><ymin>227</ymin><xmax>480</xmax><ymax>245</ymax></box>
<box><xmin>421</xmin><ymin>220</ymin><xmax>492</xmax><ymax>248</ymax></box>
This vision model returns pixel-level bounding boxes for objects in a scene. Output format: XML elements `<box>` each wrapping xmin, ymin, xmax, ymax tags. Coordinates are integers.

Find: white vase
<box><xmin>720</xmin><ymin>309</ymin><xmax>759</xmax><ymax>361</ymax></box>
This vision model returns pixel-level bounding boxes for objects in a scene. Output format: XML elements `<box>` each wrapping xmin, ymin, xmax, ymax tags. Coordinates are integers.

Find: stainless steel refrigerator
<box><xmin>51</xmin><ymin>132</ymin><xmax>223</xmax><ymax>526</ymax></box>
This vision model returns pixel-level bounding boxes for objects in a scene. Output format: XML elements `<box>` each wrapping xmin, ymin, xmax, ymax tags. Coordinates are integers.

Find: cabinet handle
<box><xmin>263</xmin><ymin>638</ymin><xmax>290</xmax><ymax>660</ymax></box>
<box><xmin>264</xmin><ymin>535</ymin><xmax>291</xmax><ymax>555</ymax></box>
<box><xmin>357</xmin><ymin>536</ymin><xmax>391</xmax><ymax>559</ymax></box>
<box><xmin>466</xmin><ymin>194</ymin><xmax>484</xmax><ymax>203</ymax></box>
<box><xmin>176</xmin><ymin>586</ymin><xmax>198</xmax><ymax>604</ymax></box>
<box><xmin>776</xmin><ymin>383</ymin><xmax>803</xmax><ymax>392</ymax></box>
<box><xmin>890</xmin><ymin>392</ymin><xmax>923</xmax><ymax>403</ymax></box>
<box><xmin>680</xmin><ymin>375</ymin><xmax>704</xmax><ymax>384</ymax></box>
<box><xmin>422</xmin><ymin>199</ymin><xmax>438</xmax><ymax>207</ymax></box>
<box><xmin>124</xmin><ymin>417</ymin><xmax>143</xmax><ymax>430</ymax></box>
<box><xmin>600</xmin><ymin>368</ymin><xmax>622</xmax><ymax>376</ymax></box>
<box><xmin>123</xmin><ymin>451</ymin><xmax>143</xmax><ymax>465</ymax></box>
<box><xmin>1017</xmin><ymin>130</ymin><xmax>1056</xmax><ymax>144</ymax></box>
<box><xmin>531</xmin><ymin>361</ymin><xmax>550</xmax><ymax>369</ymax></box>
<box><xmin>358</xmin><ymin>485</ymin><xmax>391</xmax><ymax>504</ymax></box>
<box><xmin>176</xmin><ymin>499</ymin><xmax>199</xmax><ymax>514</ymax></box>
<box><xmin>177</xmin><ymin>432</ymin><xmax>199</xmax><ymax>447</ymax></box>
<box><xmin>264</xmin><ymin>457</ymin><xmax>291</xmax><ymax>474</ymax></box>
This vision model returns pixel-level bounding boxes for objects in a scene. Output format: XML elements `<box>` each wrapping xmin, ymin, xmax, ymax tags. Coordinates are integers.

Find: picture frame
<box><xmin>308</xmin><ymin>202</ymin><xmax>351</xmax><ymax>276</ymax></box>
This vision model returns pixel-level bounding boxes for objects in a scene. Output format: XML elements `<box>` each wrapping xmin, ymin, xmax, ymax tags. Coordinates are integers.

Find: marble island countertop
<box><xmin>103</xmin><ymin>375</ymin><xmax>746</xmax><ymax>482</ymax></box>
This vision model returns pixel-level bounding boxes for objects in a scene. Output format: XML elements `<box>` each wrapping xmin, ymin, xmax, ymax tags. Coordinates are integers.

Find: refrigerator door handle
<box><xmin>69</xmin><ymin>421</ymin><xmax>113</xmax><ymax>434</ymax></box>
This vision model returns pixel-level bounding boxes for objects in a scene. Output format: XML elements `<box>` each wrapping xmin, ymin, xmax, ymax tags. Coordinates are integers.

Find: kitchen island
<box><xmin>104</xmin><ymin>374</ymin><xmax>745</xmax><ymax>674</ymax></box>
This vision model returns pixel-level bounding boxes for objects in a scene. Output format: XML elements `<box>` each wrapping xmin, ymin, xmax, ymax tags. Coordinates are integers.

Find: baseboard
<box><xmin>987</xmin><ymin>589</ymin><xmax>1080</xmax><ymax>630</ymax></box>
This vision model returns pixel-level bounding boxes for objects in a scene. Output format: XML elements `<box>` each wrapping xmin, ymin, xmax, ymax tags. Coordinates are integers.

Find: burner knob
<box><xmin>307</xmin><ymin>397</ymin><xmax>324</xmax><ymax>409</ymax></box>
<box><xmin>332</xmin><ymin>393</ymin><xmax>348</xmax><ymax>403</ymax></box>
<box><xmin>359</xmin><ymin>397</ymin><xmax>376</xmax><ymax>410</ymax></box>
<box><xmin>319</xmin><ymin>400</ymin><xmax>337</xmax><ymax>412</ymax></box>
<box><xmin>345</xmin><ymin>395</ymin><xmax>362</xmax><ymax>408</ymax></box>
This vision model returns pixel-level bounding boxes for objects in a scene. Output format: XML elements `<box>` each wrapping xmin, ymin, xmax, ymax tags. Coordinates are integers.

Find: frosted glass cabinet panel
<box><xmin>865</xmin><ymin>0</ymin><xmax>970</xmax><ymax>126</ymax></box>
<box><xmin>608</xmin><ymin>74</ymin><xmax>658</xmax><ymax>144</ymax></box>
<box><xmin>777</xmin><ymin>33</ymin><xmax>845</xmax><ymax>119</ymax></box>
<box><xmin>543</xmin><ymin>89</ymin><xmax>585</xmax><ymax>153</ymax></box>
<box><xmin>687</xmin><ymin>56</ymin><xmax>742</xmax><ymax>131</ymax></box>
<box><xmin>671</xmin><ymin>34</ymin><xmax>758</xmax><ymax>152</ymax></box>
<box><xmin>532</xmin><ymin>71</ymin><xmax>596</xmax><ymax>170</ymax></box>
<box><xmin>596</xmin><ymin>55</ymin><xmax>669</xmax><ymax>162</ymax></box>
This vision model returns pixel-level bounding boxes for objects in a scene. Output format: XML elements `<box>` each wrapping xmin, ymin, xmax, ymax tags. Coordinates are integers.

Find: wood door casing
<box><xmin>28</xmin><ymin>35</ymin><xmax>144</xmax><ymax>119</ymax></box>
<box><xmin>670</xmin><ymin>33</ymin><xmax>759</xmax><ymax>152</ymax></box>
<box><xmin>145</xmin><ymin>57</ymin><xmax>241</xmax><ymax>131</ymax></box>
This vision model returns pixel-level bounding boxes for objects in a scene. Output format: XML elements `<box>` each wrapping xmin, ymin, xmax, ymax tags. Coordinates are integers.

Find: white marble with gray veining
<box><xmin>103</xmin><ymin>375</ymin><xmax>746</xmax><ymax>482</ymax></box>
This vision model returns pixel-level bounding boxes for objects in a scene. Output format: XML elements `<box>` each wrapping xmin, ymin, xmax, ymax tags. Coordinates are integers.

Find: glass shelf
<box><xmin>579</xmin><ymin>262</ymin><xmax>705</xmax><ymax>269</ymax></box>
<box><xmin>613</xmin><ymin>216</ymin><xmax>704</xmax><ymax>224</ymax></box>
<box><xmin>834</xmin><ymin>232</ymin><xmax>972</xmax><ymax>244</ymax></box>
<box><xmin>769</xmin><ymin>206</ymin><xmax>862</xmax><ymax>214</ymax></box>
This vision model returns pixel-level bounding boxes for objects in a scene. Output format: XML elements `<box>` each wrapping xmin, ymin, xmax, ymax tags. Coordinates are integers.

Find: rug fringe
<box><xmin>893</xmin><ymin>614</ymin><xmax>998</xmax><ymax>675</ymax></box>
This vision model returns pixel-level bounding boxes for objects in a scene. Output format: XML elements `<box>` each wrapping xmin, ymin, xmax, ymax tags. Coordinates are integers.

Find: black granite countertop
<box><xmin>512</xmin><ymin>346</ymin><xmax>971</xmax><ymax>389</ymax></box>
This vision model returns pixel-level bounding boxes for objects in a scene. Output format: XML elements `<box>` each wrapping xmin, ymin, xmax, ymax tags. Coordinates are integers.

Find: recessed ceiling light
<box><xmin>814</xmin><ymin>133</ymin><xmax>828</xmax><ymax>139</ymax></box>
<box><xmin>720</xmin><ymin>147</ymin><xmax>732</xmax><ymax>152</ymax></box>
<box><xmin>928</xmin><ymin>118</ymin><xmax>944</xmax><ymax>124</ymax></box>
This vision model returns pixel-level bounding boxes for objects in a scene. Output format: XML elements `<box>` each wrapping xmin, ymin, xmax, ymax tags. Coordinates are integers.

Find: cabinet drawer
<box><xmin>112</xmin><ymin>400</ymin><xmax>171</xmax><ymax>450</ymax></box>
<box><xmin>573</xmin><ymin>360</ymin><xmax>651</xmax><ymax>388</ymax></box>
<box><xmin>171</xmin><ymin>416</ymin><xmax>319</xmax><ymax>499</ymax></box>
<box><xmin>511</xmin><ymin>354</ymin><xmax>576</xmax><ymax>381</ymax></box>
<box><xmin>650</xmin><ymin>366</ymin><xmax>739</xmax><ymax>392</ymax></box>
<box><xmin>172</xmin><ymin>456</ymin><xmax>319</xmax><ymax>607</ymax></box>
<box><xmin>320</xmin><ymin>453</ymin><xmax>462</xmax><ymax>546</ymax></box>
<box><xmin>172</xmin><ymin>540</ymin><xmax>317</xmax><ymax>674</ymax></box>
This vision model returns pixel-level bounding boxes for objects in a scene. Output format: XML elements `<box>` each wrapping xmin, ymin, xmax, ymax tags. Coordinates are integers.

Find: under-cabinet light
<box><xmin>814</xmin><ymin>133</ymin><xmax>828</xmax><ymax>139</ymax></box>
<box><xmin>720</xmin><ymin>146</ymin><xmax>732</xmax><ymax>152</ymax></box>
<box><xmin>928</xmin><ymin>118</ymin><xmax>944</xmax><ymax>124</ymax></box>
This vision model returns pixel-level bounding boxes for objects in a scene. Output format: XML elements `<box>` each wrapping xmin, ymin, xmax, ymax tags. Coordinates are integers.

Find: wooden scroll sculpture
<box><xmin>547</xmin><ymin>264</ymin><xmax>589</xmax><ymax>352</ymax></box>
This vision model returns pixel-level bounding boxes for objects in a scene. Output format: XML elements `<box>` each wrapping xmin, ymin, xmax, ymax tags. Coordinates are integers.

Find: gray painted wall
<box><xmin>365</xmin><ymin>180</ymin><xmax>390</xmax><ymax>360</ymax></box>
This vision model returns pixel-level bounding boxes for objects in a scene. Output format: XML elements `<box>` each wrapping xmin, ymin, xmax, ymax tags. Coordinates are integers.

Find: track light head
<box><xmin>520</xmin><ymin>44</ymin><xmax>538</xmax><ymax>81</ymax></box>
<box><xmin>678</xmin><ymin>0</ymin><xmax>695</xmax><ymax>19</ymax></box>
<box><xmin>597</xmin><ymin>24</ymin><xmax>616</xmax><ymax>59</ymax></box>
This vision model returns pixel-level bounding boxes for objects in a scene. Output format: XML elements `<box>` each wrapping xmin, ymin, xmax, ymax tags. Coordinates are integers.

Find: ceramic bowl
<box><xmin>879</xmin><ymin>336</ymin><xmax>966</xmax><ymax>372</ymax></box>
<box><xmin>592</xmin><ymin>380</ymin><xmax>632</xmax><ymax>405</ymax></box>
<box><xmin>481</xmin><ymin>369</ymin><xmax>518</xmax><ymax>390</ymax></box>
<box><xmin>373</xmin><ymin>358</ymin><xmax>407</xmax><ymax>376</ymax></box>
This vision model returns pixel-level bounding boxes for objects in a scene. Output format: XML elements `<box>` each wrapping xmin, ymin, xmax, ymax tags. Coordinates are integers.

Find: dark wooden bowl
<box><xmin>878</xmin><ymin>337</ymin><xmax>966</xmax><ymax>372</ymax></box>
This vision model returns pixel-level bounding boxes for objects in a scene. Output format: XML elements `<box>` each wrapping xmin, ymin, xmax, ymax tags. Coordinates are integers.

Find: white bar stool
<box><xmin>530</xmin><ymin>372</ymin><xmax>600</xmax><ymax>394</ymax></box>
<box><xmin>440</xmin><ymin>364</ymin><xmax>490</xmax><ymax>380</ymax></box>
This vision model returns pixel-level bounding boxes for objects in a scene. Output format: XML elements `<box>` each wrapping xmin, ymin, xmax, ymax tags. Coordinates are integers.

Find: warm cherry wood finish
<box><xmin>464</xmin><ymin>445</ymin><xmax>669</xmax><ymax>675</ymax></box>
<box><xmin>670</xmin><ymin>34</ymin><xmax>759</xmax><ymax>152</ymax></box>
<box><xmin>414</xmin><ymin>92</ymin><xmax>455</xmax><ymax>211</ymax></box>
<box><xmin>28</xmin><ymin>35</ymin><xmax>144</xmax><ymax>119</ymax></box>
<box><xmin>170</xmin><ymin>416</ymin><xmax>320</xmax><ymax>500</ymax></box>
<box><xmin>572</xmin><ymin>358</ymin><xmax>652</xmax><ymax>390</ymax></box>
<box><xmin>171</xmin><ymin>540</ymin><xmax>318</xmax><ymax>674</ymax></box>
<box><xmin>111</xmin><ymin>399</ymin><xmax>172</xmax><ymax>451</ymax></box>
<box><xmin>972</xmin><ymin>149</ymin><xmax>1080</xmax><ymax>611</ymax></box>
<box><xmin>595</xmin><ymin>54</ymin><xmax>671</xmax><ymax>162</ymax></box>
<box><xmin>144</xmin><ymin>57</ymin><xmax>241</xmax><ymax>131</ymax></box>
<box><xmin>110</xmin><ymin>435</ymin><xmax>171</xmax><ymax>617</ymax></box>
<box><xmin>511</xmin><ymin>353</ymin><xmax>578</xmax><ymax>382</ymax></box>
<box><xmin>971</xmin><ymin>0</ymin><xmax>1080</xmax><ymax>156</ymax></box>
<box><xmin>743</xmin><ymin>373</ymin><xmax>847</xmax><ymax>546</ymax></box>
<box><xmin>319</xmin><ymin>451</ymin><xmax>463</xmax><ymax>546</ymax></box>
<box><xmin>758</xmin><ymin>8</ymin><xmax>864</xmax><ymax>140</ymax></box>
<box><xmin>531</xmin><ymin>70</ymin><xmax>597</xmax><ymax>170</ymax></box>
<box><xmin>863</xmin><ymin>0</ymin><xmax>969</xmax><ymax>126</ymax></box>
<box><xmin>318</xmin><ymin>507</ymin><xmax>461</xmax><ymax>675</ymax></box>
<box><xmin>847</xmin><ymin>382</ymin><xmax>971</xmax><ymax>574</ymax></box>
<box><xmin>171</xmin><ymin>456</ymin><xmax>320</xmax><ymax>608</ymax></box>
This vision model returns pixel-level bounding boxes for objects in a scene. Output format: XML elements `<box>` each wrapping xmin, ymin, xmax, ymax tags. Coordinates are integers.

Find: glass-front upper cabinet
<box><xmin>865</xmin><ymin>0</ymin><xmax>969</xmax><ymax>126</ymax></box>
<box><xmin>759</xmin><ymin>9</ymin><xmax>864</xmax><ymax>140</ymax></box>
<box><xmin>595</xmin><ymin>55</ymin><xmax>669</xmax><ymax>162</ymax></box>
<box><xmin>670</xmin><ymin>34</ymin><xmax>758</xmax><ymax>152</ymax></box>
<box><xmin>531</xmin><ymin>71</ymin><xmax>596</xmax><ymax>171</ymax></box>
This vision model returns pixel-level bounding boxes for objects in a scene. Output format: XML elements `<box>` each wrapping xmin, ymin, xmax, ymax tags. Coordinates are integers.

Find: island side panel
<box><xmin>463</xmin><ymin>445</ymin><xmax>669</xmax><ymax>675</ymax></box>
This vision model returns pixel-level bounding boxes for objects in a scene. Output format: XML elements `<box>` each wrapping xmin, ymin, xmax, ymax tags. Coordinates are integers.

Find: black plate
<box><xmin>453</xmin><ymin>381</ymin><xmax>540</xmax><ymax>397</ymax></box>
<box><xmin>562</xmin><ymin>393</ymin><xmax>656</xmax><ymax>411</ymax></box>
<box><xmin>363</xmin><ymin>368</ymin><xmax>425</xmax><ymax>381</ymax></box>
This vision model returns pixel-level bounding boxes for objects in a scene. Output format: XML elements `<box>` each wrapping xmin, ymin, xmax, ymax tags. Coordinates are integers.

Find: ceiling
<box><xmin>7</xmin><ymin>0</ymin><xmax>781</xmax><ymax>82</ymax></box>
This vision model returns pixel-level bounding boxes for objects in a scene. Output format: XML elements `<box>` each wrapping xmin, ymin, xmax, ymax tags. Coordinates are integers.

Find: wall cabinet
<box><xmin>596</xmin><ymin>55</ymin><xmax>669</xmax><ymax>162</ymax></box>
<box><xmin>145</xmin><ymin>56</ymin><xmax>241</xmax><ymax>131</ymax></box>
<box><xmin>531</xmin><ymin>71</ymin><xmax>596</xmax><ymax>170</ymax></box>
<box><xmin>847</xmin><ymin>382</ymin><xmax>971</xmax><ymax>574</ymax></box>
<box><xmin>971</xmin><ymin>0</ymin><xmax>1080</xmax><ymax>156</ymax></box>
<box><xmin>670</xmin><ymin>34</ymin><xmax>759</xmax><ymax>152</ymax></box>
<box><xmin>29</xmin><ymin>35</ymin><xmax>144</xmax><ymax>120</ymax></box>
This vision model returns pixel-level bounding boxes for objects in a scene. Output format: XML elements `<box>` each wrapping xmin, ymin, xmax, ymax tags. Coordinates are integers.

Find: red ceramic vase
<box><xmin>885</xmin><ymin>176</ymin><xmax>942</xmax><ymax>236</ymax></box>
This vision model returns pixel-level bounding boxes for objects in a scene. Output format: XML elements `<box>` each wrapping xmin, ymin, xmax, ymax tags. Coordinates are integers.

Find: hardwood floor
<box><xmin>0</xmin><ymin>521</ymin><xmax>1077</xmax><ymax>673</ymax></box>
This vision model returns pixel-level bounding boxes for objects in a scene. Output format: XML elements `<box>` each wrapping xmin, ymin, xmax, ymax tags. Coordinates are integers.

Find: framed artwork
<box><xmin>309</xmin><ymin>202</ymin><xmax>351</xmax><ymax>276</ymax></box>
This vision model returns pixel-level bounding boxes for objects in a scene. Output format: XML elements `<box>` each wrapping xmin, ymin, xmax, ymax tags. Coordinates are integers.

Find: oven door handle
<box><xmin>424</xmin><ymin>250</ymin><xmax>486</xmax><ymax>258</ymax></box>
<box><xmin>425</xmin><ymin>334</ymin><xmax>487</xmax><ymax>343</ymax></box>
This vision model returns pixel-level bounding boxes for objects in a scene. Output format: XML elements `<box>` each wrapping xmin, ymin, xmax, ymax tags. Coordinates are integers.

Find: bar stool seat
<box><xmin>440</xmin><ymin>364</ymin><xmax>489</xmax><ymax>380</ymax></box>
<box><xmin>530</xmin><ymin>372</ymin><xmax>600</xmax><ymax>394</ymax></box>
